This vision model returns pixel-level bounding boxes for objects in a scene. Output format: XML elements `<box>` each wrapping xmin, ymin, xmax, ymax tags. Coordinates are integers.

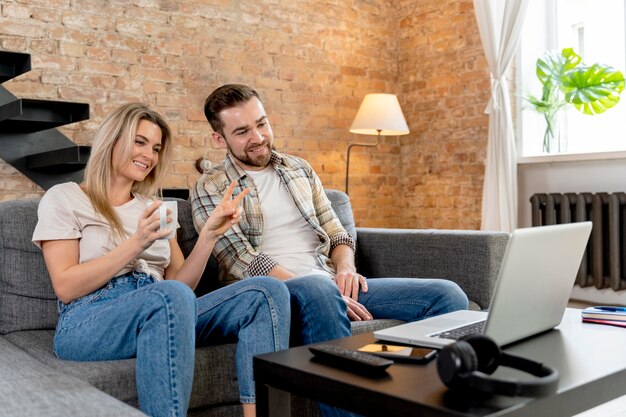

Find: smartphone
<box><xmin>357</xmin><ymin>343</ymin><xmax>437</xmax><ymax>363</ymax></box>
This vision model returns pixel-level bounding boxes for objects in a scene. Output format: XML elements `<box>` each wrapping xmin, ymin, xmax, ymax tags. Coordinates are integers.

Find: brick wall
<box><xmin>396</xmin><ymin>0</ymin><xmax>489</xmax><ymax>230</ymax></box>
<box><xmin>0</xmin><ymin>0</ymin><xmax>488</xmax><ymax>229</ymax></box>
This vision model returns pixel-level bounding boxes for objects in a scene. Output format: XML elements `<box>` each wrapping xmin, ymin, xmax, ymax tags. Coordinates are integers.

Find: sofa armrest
<box><xmin>355</xmin><ymin>228</ymin><xmax>510</xmax><ymax>310</ymax></box>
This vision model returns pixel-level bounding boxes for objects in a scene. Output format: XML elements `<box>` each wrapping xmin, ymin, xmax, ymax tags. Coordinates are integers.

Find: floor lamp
<box><xmin>346</xmin><ymin>93</ymin><xmax>410</xmax><ymax>195</ymax></box>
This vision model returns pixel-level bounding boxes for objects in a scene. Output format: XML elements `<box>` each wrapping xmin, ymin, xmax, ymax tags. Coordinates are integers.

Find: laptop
<box><xmin>374</xmin><ymin>222</ymin><xmax>592</xmax><ymax>348</ymax></box>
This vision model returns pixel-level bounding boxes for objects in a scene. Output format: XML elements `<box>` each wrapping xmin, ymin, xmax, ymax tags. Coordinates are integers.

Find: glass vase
<box><xmin>543</xmin><ymin>111</ymin><xmax>568</xmax><ymax>154</ymax></box>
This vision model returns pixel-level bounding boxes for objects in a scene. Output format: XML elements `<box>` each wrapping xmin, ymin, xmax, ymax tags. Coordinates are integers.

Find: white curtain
<box><xmin>473</xmin><ymin>0</ymin><xmax>529</xmax><ymax>232</ymax></box>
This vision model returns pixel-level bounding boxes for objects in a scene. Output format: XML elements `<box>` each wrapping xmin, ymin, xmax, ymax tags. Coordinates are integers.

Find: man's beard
<box><xmin>228</xmin><ymin>142</ymin><xmax>272</xmax><ymax>168</ymax></box>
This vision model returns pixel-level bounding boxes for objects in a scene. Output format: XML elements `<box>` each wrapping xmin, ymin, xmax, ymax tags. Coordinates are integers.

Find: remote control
<box><xmin>309</xmin><ymin>344</ymin><xmax>393</xmax><ymax>376</ymax></box>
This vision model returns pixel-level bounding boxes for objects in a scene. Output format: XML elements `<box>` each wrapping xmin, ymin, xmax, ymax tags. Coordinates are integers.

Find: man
<box><xmin>191</xmin><ymin>83</ymin><xmax>468</xmax><ymax>327</ymax></box>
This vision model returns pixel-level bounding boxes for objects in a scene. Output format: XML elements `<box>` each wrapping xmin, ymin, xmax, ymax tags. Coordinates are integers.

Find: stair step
<box><xmin>0</xmin><ymin>99</ymin><xmax>89</xmax><ymax>132</ymax></box>
<box><xmin>26</xmin><ymin>145</ymin><xmax>91</xmax><ymax>173</ymax></box>
<box><xmin>0</xmin><ymin>51</ymin><xmax>31</xmax><ymax>83</ymax></box>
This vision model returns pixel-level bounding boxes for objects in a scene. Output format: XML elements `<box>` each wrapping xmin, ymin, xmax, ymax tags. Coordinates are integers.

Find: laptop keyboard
<box><xmin>431</xmin><ymin>320</ymin><xmax>486</xmax><ymax>340</ymax></box>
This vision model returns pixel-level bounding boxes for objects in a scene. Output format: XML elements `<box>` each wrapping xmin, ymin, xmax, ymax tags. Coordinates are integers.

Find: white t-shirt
<box><xmin>32</xmin><ymin>182</ymin><xmax>176</xmax><ymax>281</ymax></box>
<box><xmin>245</xmin><ymin>167</ymin><xmax>332</xmax><ymax>278</ymax></box>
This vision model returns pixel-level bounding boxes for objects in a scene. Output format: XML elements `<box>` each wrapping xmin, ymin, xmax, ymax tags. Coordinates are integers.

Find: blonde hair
<box><xmin>83</xmin><ymin>103</ymin><xmax>173</xmax><ymax>241</ymax></box>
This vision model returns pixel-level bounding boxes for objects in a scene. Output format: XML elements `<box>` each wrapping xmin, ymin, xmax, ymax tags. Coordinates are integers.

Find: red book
<box><xmin>582</xmin><ymin>318</ymin><xmax>626</xmax><ymax>328</ymax></box>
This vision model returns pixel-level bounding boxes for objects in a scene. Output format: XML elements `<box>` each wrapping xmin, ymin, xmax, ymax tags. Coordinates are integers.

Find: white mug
<box><xmin>159</xmin><ymin>201</ymin><xmax>178</xmax><ymax>240</ymax></box>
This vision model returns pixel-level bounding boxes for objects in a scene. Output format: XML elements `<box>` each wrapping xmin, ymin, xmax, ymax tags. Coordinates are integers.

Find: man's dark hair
<box><xmin>204</xmin><ymin>84</ymin><xmax>260</xmax><ymax>136</ymax></box>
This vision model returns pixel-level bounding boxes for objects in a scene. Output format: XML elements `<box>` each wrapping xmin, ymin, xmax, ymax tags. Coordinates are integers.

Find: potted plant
<box><xmin>526</xmin><ymin>47</ymin><xmax>625</xmax><ymax>153</ymax></box>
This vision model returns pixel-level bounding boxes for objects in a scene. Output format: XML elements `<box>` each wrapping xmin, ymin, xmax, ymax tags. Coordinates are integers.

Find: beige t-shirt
<box><xmin>32</xmin><ymin>182</ymin><xmax>176</xmax><ymax>281</ymax></box>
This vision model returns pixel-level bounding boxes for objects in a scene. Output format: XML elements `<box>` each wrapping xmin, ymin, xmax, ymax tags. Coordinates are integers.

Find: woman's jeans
<box><xmin>53</xmin><ymin>271</ymin><xmax>292</xmax><ymax>417</ymax></box>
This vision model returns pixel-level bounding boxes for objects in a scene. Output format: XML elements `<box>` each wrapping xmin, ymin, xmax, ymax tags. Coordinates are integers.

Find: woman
<box><xmin>32</xmin><ymin>103</ymin><xmax>290</xmax><ymax>417</ymax></box>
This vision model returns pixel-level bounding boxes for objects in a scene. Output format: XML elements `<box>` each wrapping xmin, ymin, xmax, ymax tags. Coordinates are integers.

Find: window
<box><xmin>517</xmin><ymin>0</ymin><xmax>626</xmax><ymax>157</ymax></box>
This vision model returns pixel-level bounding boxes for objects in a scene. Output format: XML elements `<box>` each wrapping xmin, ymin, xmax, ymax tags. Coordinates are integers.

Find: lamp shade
<box><xmin>349</xmin><ymin>93</ymin><xmax>410</xmax><ymax>136</ymax></box>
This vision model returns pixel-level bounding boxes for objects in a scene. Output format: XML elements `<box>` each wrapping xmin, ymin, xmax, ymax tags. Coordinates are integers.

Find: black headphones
<box><xmin>436</xmin><ymin>335</ymin><xmax>559</xmax><ymax>397</ymax></box>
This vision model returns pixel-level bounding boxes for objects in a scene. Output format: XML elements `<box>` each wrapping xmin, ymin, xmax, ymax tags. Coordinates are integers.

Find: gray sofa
<box><xmin>0</xmin><ymin>189</ymin><xmax>509</xmax><ymax>417</ymax></box>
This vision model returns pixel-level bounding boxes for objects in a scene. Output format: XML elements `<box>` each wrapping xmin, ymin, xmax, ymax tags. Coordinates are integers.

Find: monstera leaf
<box><xmin>536</xmin><ymin>47</ymin><xmax>582</xmax><ymax>88</ymax></box>
<box><xmin>562</xmin><ymin>64</ymin><xmax>625</xmax><ymax>115</ymax></box>
<box><xmin>525</xmin><ymin>48</ymin><xmax>625</xmax><ymax>152</ymax></box>
<box><xmin>527</xmin><ymin>47</ymin><xmax>625</xmax><ymax>115</ymax></box>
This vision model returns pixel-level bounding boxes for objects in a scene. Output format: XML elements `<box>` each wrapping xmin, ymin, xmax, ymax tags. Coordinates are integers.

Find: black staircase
<box><xmin>0</xmin><ymin>50</ymin><xmax>189</xmax><ymax>199</ymax></box>
<box><xmin>0</xmin><ymin>50</ymin><xmax>90</xmax><ymax>190</ymax></box>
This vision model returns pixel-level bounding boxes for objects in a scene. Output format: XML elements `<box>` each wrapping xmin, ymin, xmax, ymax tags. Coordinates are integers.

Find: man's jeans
<box><xmin>357</xmin><ymin>277</ymin><xmax>469</xmax><ymax>321</ymax></box>
<box><xmin>53</xmin><ymin>271</ymin><xmax>292</xmax><ymax>417</ymax></box>
<box><xmin>284</xmin><ymin>275</ymin><xmax>352</xmax><ymax>344</ymax></box>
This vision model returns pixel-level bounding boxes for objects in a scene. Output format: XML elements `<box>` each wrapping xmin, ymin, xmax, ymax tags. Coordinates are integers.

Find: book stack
<box><xmin>581</xmin><ymin>306</ymin><xmax>626</xmax><ymax>328</ymax></box>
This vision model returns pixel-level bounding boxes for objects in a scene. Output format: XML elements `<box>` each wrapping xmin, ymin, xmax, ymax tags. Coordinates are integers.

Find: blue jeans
<box><xmin>284</xmin><ymin>275</ymin><xmax>352</xmax><ymax>345</ymax></box>
<box><xmin>53</xmin><ymin>271</ymin><xmax>291</xmax><ymax>417</ymax></box>
<box><xmin>357</xmin><ymin>277</ymin><xmax>469</xmax><ymax>321</ymax></box>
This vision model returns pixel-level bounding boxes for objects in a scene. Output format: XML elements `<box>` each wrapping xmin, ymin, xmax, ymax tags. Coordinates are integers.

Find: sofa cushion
<box><xmin>350</xmin><ymin>319</ymin><xmax>404</xmax><ymax>335</ymax></box>
<box><xmin>5</xmin><ymin>330</ymin><xmax>240</xmax><ymax>409</ymax></box>
<box><xmin>5</xmin><ymin>331</ymin><xmax>138</xmax><ymax>404</ymax></box>
<box><xmin>0</xmin><ymin>199</ymin><xmax>58</xmax><ymax>335</ymax></box>
<box><xmin>0</xmin><ymin>335</ymin><xmax>146</xmax><ymax>417</ymax></box>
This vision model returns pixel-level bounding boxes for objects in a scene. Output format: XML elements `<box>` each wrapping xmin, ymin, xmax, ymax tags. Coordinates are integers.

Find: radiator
<box><xmin>529</xmin><ymin>192</ymin><xmax>626</xmax><ymax>291</ymax></box>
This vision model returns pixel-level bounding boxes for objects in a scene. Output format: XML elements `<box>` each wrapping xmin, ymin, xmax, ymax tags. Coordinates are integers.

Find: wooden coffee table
<box><xmin>254</xmin><ymin>308</ymin><xmax>626</xmax><ymax>417</ymax></box>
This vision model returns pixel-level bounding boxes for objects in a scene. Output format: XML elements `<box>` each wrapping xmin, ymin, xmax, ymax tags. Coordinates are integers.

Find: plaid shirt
<box><xmin>191</xmin><ymin>151</ymin><xmax>354</xmax><ymax>284</ymax></box>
